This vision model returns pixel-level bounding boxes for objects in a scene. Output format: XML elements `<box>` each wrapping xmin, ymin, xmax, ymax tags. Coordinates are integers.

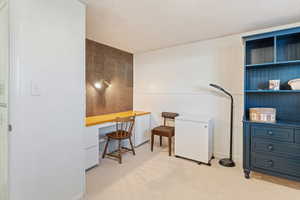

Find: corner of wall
<box><xmin>77</xmin><ymin>0</ymin><xmax>88</xmax><ymax>6</ymax></box>
<box><xmin>72</xmin><ymin>192</ymin><xmax>86</xmax><ymax>200</ymax></box>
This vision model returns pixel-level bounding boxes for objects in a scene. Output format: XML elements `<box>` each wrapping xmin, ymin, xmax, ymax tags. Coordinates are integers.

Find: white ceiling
<box><xmin>86</xmin><ymin>0</ymin><xmax>300</xmax><ymax>53</ymax></box>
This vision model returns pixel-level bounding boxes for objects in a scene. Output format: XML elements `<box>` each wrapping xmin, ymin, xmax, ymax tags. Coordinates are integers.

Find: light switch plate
<box><xmin>31</xmin><ymin>81</ymin><xmax>41</xmax><ymax>96</ymax></box>
<box><xmin>0</xmin><ymin>80</ymin><xmax>6</xmax><ymax>104</ymax></box>
<box><xmin>0</xmin><ymin>80</ymin><xmax>4</xmax><ymax>96</ymax></box>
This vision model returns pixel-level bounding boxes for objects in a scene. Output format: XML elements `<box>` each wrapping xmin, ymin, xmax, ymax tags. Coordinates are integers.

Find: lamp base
<box><xmin>219</xmin><ymin>158</ymin><xmax>235</xmax><ymax>167</ymax></box>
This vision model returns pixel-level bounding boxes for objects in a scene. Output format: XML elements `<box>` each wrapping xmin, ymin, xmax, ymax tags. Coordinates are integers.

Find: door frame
<box><xmin>0</xmin><ymin>0</ymin><xmax>9</xmax><ymax>200</ymax></box>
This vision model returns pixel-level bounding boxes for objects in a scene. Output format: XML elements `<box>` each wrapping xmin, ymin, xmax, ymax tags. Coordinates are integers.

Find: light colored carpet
<box><xmin>86</xmin><ymin>143</ymin><xmax>300</xmax><ymax>200</ymax></box>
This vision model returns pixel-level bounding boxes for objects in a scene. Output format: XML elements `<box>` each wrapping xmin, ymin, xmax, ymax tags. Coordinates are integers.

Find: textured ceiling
<box><xmin>86</xmin><ymin>0</ymin><xmax>300</xmax><ymax>53</ymax></box>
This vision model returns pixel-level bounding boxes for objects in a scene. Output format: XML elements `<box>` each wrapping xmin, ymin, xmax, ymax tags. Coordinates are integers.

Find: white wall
<box><xmin>9</xmin><ymin>1</ymin><xmax>86</xmax><ymax>200</ymax></box>
<box><xmin>134</xmin><ymin>22</ymin><xmax>300</xmax><ymax>164</ymax></box>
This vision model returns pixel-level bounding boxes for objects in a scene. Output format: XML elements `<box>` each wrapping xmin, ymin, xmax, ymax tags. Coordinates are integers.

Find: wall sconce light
<box><xmin>94</xmin><ymin>82</ymin><xmax>102</xmax><ymax>89</ymax></box>
<box><xmin>94</xmin><ymin>80</ymin><xmax>111</xmax><ymax>90</ymax></box>
<box><xmin>103</xmin><ymin>80</ymin><xmax>111</xmax><ymax>87</ymax></box>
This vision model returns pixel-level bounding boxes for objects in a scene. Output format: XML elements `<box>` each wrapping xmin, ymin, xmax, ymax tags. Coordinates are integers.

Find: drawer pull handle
<box><xmin>268</xmin><ymin>131</ymin><xmax>273</xmax><ymax>136</ymax></box>
<box><xmin>267</xmin><ymin>144</ymin><xmax>274</xmax><ymax>151</ymax></box>
<box><xmin>266</xmin><ymin>160</ymin><xmax>274</xmax><ymax>167</ymax></box>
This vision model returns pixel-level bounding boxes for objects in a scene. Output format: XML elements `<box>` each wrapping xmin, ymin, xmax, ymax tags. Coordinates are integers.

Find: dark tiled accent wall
<box><xmin>86</xmin><ymin>39</ymin><xmax>133</xmax><ymax>117</ymax></box>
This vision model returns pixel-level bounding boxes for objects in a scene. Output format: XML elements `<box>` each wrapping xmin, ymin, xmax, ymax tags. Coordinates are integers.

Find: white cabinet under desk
<box><xmin>84</xmin><ymin>111</ymin><xmax>151</xmax><ymax>170</ymax></box>
<box><xmin>134</xmin><ymin>114</ymin><xmax>151</xmax><ymax>147</ymax></box>
<box><xmin>84</xmin><ymin>125</ymin><xmax>102</xmax><ymax>170</ymax></box>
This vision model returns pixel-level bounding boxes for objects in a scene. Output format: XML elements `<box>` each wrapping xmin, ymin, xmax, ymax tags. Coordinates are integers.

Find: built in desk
<box><xmin>85</xmin><ymin>111</ymin><xmax>151</xmax><ymax>170</ymax></box>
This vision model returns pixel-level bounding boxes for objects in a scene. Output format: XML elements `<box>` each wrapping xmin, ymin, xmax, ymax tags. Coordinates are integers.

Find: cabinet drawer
<box><xmin>251</xmin><ymin>125</ymin><xmax>294</xmax><ymax>142</ymax></box>
<box><xmin>252</xmin><ymin>154</ymin><xmax>300</xmax><ymax>177</ymax></box>
<box><xmin>85</xmin><ymin>146</ymin><xmax>99</xmax><ymax>170</ymax></box>
<box><xmin>135</xmin><ymin>114</ymin><xmax>151</xmax><ymax>147</ymax></box>
<box><xmin>252</xmin><ymin>139</ymin><xmax>300</xmax><ymax>158</ymax></box>
<box><xmin>85</xmin><ymin>126</ymin><xmax>99</xmax><ymax>148</ymax></box>
<box><xmin>295</xmin><ymin>129</ymin><xmax>300</xmax><ymax>144</ymax></box>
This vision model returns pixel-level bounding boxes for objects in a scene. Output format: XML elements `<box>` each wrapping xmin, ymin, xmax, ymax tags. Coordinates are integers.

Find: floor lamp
<box><xmin>209</xmin><ymin>84</ymin><xmax>235</xmax><ymax>167</ymax></box>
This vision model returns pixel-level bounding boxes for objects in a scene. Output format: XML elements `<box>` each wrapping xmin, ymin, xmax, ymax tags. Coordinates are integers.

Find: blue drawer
<box><xmin>296</xmin><ymin>129</ymin><xmax>300</xmax><ymax>144</ymax></box>
<box><xmin>252</xmin><ymin>154</ymin><xmax>300</xmax><ymax>177</ymax></box>
<box><xmin>252</xmin><ymin>139</ymin><xmax>300</xmax><ymax>158</ymax></box>
<box><xmin>251</xmin><ymin>125</ymin><xmax>294</xmax><ymax>142</ymax></box>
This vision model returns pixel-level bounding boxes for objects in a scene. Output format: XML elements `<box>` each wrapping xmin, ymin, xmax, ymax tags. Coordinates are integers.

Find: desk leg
<box><xmin>168</xmin><ymin>136</ymin><xmax>172</xmax><ymax>156</ymax></box>
<box><xmin>102</xmin><ymin>138</ymin><xmax>110</xmax><ymax>158</ymax></box>
<box><xmin>118</xmin><ymin>140</ymin><xmax>122</xmax><ymax>164</ymax></box>
<box><xmin>160</xmin><ymin>136</ymin><xmax>163</xmax><ymax>146</ymax></box>
<box><xmin>151</xmin><ymin>134</ymin><xmax>154</xmax><ymax>152</ymax></box>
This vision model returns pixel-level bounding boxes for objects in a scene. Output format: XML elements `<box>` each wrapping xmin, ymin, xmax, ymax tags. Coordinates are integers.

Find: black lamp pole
<box><xmin>209</xmin><ymin>84</ymin><xmax>235</xmax><ymax>167</ymax></box>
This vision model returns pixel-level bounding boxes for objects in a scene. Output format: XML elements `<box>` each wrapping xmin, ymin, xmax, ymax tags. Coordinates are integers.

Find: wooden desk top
<box><xmin>85</xmin><ymin>110</ymin><xmax>151</xmax><ymax>127</ymax></box>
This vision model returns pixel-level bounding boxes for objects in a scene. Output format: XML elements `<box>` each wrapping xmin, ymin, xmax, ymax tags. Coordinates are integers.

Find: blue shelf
<box><xmin>277</xmin><ymin>33</ymin><xmax>300</xmax><ymax>62</ymax></box>
<box><xmin>243</xmin><ymin>27</ymin><xmax>300</xmax><ymax>183</ymax></box>
<box><xmin>243</xmin><ymin>119</ymin><xmax>300</xmax><ymax>127</ymax></box>
<box><xmin>245</xmin><ymin>62</ymin><xmax>275</xmax><ymax>68</ymax></box>
<box><xmin>245</xmin><ymin>37</ymin><xmax>274</xmax><ymax>66</ymax></box>
<box><xmin>244</xmin><ymin>31</ymin><xmax>300</xmax><ymax>122</ymax></box>
<box><xmin>245</xmin><ymin>90</ymin><xmax>300</xmax><ymax>93</ymax></box>
<box><xmin>245</xmin><ymin>60</ymin><xmax>300</xmax><ymax>68</ymax></box>
<box><xmin>277</xmin><ymin>60</ymin><xmax>300</xmax><ymax>64</ymax></box>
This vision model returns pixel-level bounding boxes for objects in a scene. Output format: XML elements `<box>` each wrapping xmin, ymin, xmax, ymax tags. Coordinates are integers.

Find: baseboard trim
<box><xmin>214</xmin><ymin>152</ymin><xmax>242</xmax><ymax>166</ymax></box>
<box><xmin>134</xmin><ymin>90</ymin><xmax>243</xmax><ymax>96</ymax></box>
<box><xmin>135</xmin><ymin>140</ymin><xmax>150</xmax><ymax>148</ymax></box>
<box><xmin>72</xmin><ymin>192</ymin><xmax>85</xmax><ymax>200</ymax></box>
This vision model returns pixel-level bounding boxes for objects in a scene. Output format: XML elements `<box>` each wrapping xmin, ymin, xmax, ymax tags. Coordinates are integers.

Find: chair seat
<box><xmin>152</xmin><ymin>126</ymin><xmax>174</xmax><ymax>136</ymax></box>
<box><xmin>107</xmin><ymin>131</ymin><xmax>131</xmax><ymax>139</ymax></box>
<box><xmin>151</xmin><ymin>112</ymin><xmax>178</xmax><ymax>156</ymax></box>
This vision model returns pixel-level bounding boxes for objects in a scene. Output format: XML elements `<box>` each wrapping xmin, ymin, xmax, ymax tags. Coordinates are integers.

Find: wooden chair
<box><xmin>151</xmin><ymin>112</ymin><xmax>179</xmax><ymax>156</ymax></box>
<box><xmin>102</xmin><ymin>116</ymin><xmax>135</xmax><ymax>164</ymax></box>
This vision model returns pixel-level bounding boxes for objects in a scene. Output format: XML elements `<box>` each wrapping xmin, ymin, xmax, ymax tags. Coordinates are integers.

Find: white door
<box><xmin>8</xmin><ymin>1</ymin><xmax>86</xmax><ymax>199</ymax></box>
<box><xmin>0</xmin><ymin>0</ymin><xmax>9</xmax><ymax>199</ymax></box>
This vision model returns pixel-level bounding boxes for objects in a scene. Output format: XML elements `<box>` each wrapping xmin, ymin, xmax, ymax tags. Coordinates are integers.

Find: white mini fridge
<box><xmin>175</xmin><ymin>115</ymin><xmax>213</xmax><ymax>165</ymax></box>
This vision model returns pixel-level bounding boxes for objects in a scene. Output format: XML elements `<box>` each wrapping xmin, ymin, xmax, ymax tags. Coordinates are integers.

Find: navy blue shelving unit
<box><xmin>243</xmin><ymin>27</ymin><xmax>300</xmax><ymax>181</ymax></box>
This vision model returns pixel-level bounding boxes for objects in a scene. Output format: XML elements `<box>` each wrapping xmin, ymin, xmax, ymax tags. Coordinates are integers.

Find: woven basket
<box><xmin>249</xmin><ymin>108</ymin><xmax>276</xmax><ymax>123</ymax></box>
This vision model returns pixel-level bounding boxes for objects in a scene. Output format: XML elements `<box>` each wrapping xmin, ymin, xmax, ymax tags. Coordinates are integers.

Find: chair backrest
<box><xmin>162</xmin><ymin>112</ymin><xmax>179</xmax><ymax>126</ymax></box>
<box><xmin>115</xmin><ymin>116</ymin><xmax>135</xmax><ymax>137</ymax></box>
